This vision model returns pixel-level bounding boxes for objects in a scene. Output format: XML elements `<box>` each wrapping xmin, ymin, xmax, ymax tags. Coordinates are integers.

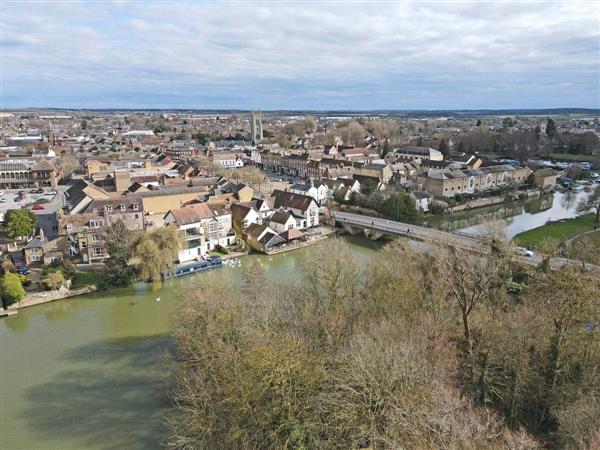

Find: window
<box><xmin>81</xmin><ymin>241</ymin><xmax>87</xmax><ymax>248</ymax></box>
<box><xmin>32</xmin><ymin>255</ymin><xmax>41</xmax><ymax>262</ymax></box>
<box><xmin>132</xmin><ymin>203</ymin><xmax>139</xmax><ymax>211</ymax></box>
<box><xmin>93</xmin><ymin>247</ymin><xmax>103</xmax><ymax>256</ymax></box>
<box><xmin>66</xmin><ymin>223</ymin><xmax>73</xmax><ymax>231</ymax></box>
<box><xmin>106</xmin><ymin>205</ymin><xmax>113</xmax><ymax>212</ymax></box>
<box><xmin>90</xmin><ymin>220</ymin><xmax>104</xmax><ymax>228</ymax></box>
<box><xmin>92</xmin><ymin>234</ymin><xmax>101</xmax><ymax>242</ymax></box>
<box><xmin>31</xmin><ymin>248</ymin><xmax>39</xmax><ymax>254</ymax></box>
<box><xmin>134</xmin><ymin>214</ymin><xmax>140</xmax><ymax>219</ymax></box>
<box><xmin>119</xmin><ymin>204</ymin><xmax>126</xmax><ymax>211</ymax></box>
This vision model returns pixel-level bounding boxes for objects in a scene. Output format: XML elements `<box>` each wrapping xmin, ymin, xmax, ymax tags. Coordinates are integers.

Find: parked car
<box><xmin>31</xmin><ymin>204</ymin><xmax>45</xmax><ymax>210</ymax></box>
<box><xmin>18</xmin><ymin>265</ymin><xmax>30</xmax><ymax>275</ymax></box>
<box><xmin>0</xmin><ymin>191</ymin><xmax>4</xmax><ymax>196</ymax></box>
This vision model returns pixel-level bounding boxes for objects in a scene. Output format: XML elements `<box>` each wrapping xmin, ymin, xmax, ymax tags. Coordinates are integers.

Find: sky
<box><xmin>1</xmin><ymin>0</ymin><xmax>599</xmax><ymax>110</ymax></box>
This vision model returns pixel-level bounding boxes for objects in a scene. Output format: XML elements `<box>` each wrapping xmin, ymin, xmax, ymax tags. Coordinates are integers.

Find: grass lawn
<box><xmin>209</xmin><ymin>250</ymin><xmax>227</xmax><ymax>257</ymax></box>
<box><xmin>513</xmin><ymin>213</ymin><xmax>599</xmax><ymax>251</ymax></box>
<box><xmin>71</xmin><ymin>271</ymin><xmax>105</xmax><ymax>289</ymax></box>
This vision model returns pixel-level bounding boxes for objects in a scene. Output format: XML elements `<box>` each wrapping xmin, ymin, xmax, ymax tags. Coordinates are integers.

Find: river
<box><xmin>432</xmin><ymin>190</ymin><xmax>592</xmax><ymax>239</ymax></box>
<box><xmin>0</xmin><ymin>191</ymin><xmax>592</xmax><ymax>449</ymax></box>
<box><xmin>0</xmin><ymin>236</ymin><xmax>382</xmax><ymax>450</ymax></box>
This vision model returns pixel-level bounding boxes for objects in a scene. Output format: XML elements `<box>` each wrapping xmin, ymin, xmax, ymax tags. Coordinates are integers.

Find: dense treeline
<box><xmin>165</xmin><ymin>239</ymin><xmax>599</xmax><ymax>449</ymax></box>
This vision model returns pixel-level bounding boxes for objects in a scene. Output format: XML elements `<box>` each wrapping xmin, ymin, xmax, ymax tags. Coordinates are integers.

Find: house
<box><xmin>211</xmin><ymin>151</ymin><xmax>244</xmax><ymax>168</ymax></box>
<box><xmin>353</xmin><ymin>162</ymin><xmax>393</xmax><ymax>182</ymax></box>
<box><xmin>59</xmin><ymin>197</ymin><xmax>145</xmax><ymax>263</ymax></box>
<box><xmin>421</xmin><ymin>165</ymin><xmax>531</xmax><ymax>197</ymax></box>
<box><xmin>163</xmin><ymin>202</ymin><xmax>235</xmax><ymax>263</ymax></box>
<box><xmin>23</xmin><ymin>229</ymin><xmax>65</xmax><ymax>265</ymax></box>
<box><xmin>289</xmin><ymin>180</ymin><xmax>330</xmax><ymax>206</ymax></box>
<box><xmin>411</xmin><ymin>191</ymin><xmax>432</xmax><ymax>212</ymax></box>
<box><xmin>31</xmin><ymin>159</ymin><xmax>62</xmax><ymax>187</ymax></box>
<box><xmin>268</xmin><ymin>211</ymin><xmax>297</xmax><ymax>234</ymax></box>
<box><xmin>533</xmin><ymin>168</ymin><xmax>558</xmax><ymax>188</ymax></box>
<box><xmin>230</xmin><ymin>203</ymin><xmax>261</xmax><ymax>233</ymax></box>
<box><xmin>244</xmin><ymin>223</ymin><xmax>285</xmax><ymax>253</ymax></box>
<box><xmin>211</xmin><ymin>181</ymin><xmax>254</xmax><ymax>204</ymax></box>
<box><xmin>395</xmin><ymin>146</ymin><xmax>444</xmax><ymax>161</ymax></box>
<box><xmin>271</xmin><ymin>190</ymin><xmax>320</xmax><ymax>229</ymax></box>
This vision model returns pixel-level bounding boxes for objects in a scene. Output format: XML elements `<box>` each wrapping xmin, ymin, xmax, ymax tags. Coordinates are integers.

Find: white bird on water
<box><xmin>156</xmin><ymin>297</ymin><xmax>161</xmax><ymax>302</ymax></box>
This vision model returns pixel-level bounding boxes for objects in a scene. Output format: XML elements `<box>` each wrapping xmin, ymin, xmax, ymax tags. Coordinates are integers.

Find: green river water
<box><xmin>1</xmin><ymin>237</ymin><xmax>381</xmax><ymax>450</ymax></box>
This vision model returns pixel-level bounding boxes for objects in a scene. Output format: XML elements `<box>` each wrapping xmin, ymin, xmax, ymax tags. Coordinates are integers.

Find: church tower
<box><xmin>250</xmin><ymin>110</ymin><xmax>263</xmax><ymax>144</ymax></box>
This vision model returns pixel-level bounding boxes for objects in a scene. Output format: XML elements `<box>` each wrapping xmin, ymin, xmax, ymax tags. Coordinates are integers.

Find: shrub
<box><xmin>0</xmin><ymin>272</ymin><xmax>26</xmax><ymax>307</ymax></box>
<box><xmin>41</xmin><ymin>271</ymin><xmax>65</xmax><ymax>291</ymax></box>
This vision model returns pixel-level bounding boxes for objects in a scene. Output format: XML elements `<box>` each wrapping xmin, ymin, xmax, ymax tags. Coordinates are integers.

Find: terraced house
<box><xmin>421</xmin><ymin>164</ymin><xmax>531</xmax><ymax>197</ymax></box>
<box><xmin>163</xmin><ymin>202</ymin><xmax>235</xmax><ymax>263</ymax></box>
<box><xmin>59</xmin><ymin>197</ymin><xmax>145</xmax><ymax>263</ymax></box>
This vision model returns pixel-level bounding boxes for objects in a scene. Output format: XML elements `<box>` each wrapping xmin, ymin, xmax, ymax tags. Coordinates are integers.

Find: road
<box><xmin>332</xmin><ymin>210</ymin><xmax>600</xmax><ymax>275</ymax></box>
<box><xmin>332</xmin><ymin>211</ymin><xmax>485</xmax><ymax>250</ymax></box>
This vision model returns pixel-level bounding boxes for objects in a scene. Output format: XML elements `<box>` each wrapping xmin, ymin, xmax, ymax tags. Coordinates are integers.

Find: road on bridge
<box><xmin>332</xmin><ymin>211</ymin><xmax>484</xmax><ymax>250</ymax></box>
<box><xmin>331</xmin><ymin>210</ymin><xmax>600</xmax><ymax>275</ymax></box>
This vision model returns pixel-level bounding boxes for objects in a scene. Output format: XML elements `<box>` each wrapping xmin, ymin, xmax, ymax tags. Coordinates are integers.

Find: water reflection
<box><xmin>21</xmin><ymin>335</ymin><xmax>172</xmax><ymax>450</ymax></box>
<box><xmin>439</xmin><ymin>191</ymin><xmax>591</xmax><ymax>239</ymax></box>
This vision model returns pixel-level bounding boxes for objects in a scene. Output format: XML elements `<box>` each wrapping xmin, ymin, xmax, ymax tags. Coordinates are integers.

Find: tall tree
<box><xmin>102</xmin><ymin>220</ymin><xmax>136</xmax><ymax>288</ymax></box>
<box><xmin>4</xmin><ymin>209</ymin><xmax>37</xmax><ymax>238</ymax></box>
<box><xmin>438</xmin><ymin>138</ymin><xmax>449</xmax><ymax>157</ymax></box>
<box><xmin>545</xmin><ymin>118</ymin><xmax>558</xmax><ymax>139</ymax></box>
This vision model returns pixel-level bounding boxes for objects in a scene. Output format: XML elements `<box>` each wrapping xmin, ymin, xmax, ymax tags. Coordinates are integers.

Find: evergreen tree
<box><xmin>438</xmin><ymin>138</ymin><xmax>449</xmax><ymax>157</ymax></box>
<box><xmin>546</xmin><ymin>118</ymin><xmax>557</xmax><ymax>138</ymax></box>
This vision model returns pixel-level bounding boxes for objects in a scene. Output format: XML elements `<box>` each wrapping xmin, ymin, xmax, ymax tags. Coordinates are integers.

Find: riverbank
<box><xmin>7</xmin><ymin>284</ymin><xmax>98</xmax><ymax>310</ymax></box>
<box><xmin>513</xmin><ymin>213</ymin><xmax>599</xmax><ymax>250</ymax></box>
<box><xmin>265</xmin><ymin>226</ymin><xmax>336</xmax><ymax>255</ymax></box>
<box><xmin>449</xmin><ymin>189</ymin><xmax>540</xmax><ymax>212</ymax></box>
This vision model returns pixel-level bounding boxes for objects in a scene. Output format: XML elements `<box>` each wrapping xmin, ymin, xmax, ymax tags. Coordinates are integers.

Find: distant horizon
<box><xmin>2</xmin><ymin>1</ymin><xmax>598</xmax><ymax>111</ymax></box>
<box><xmin>3</xmin><ymin>107</ymin><xmax>600</xmax><ymax>115</ymax></box>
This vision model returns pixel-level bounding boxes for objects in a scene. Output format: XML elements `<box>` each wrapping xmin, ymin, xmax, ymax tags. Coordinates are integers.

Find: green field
<box><xmin>513</xmin><ymin>213</ymin><xmax>599</xmax><ymax>251</ymax></box>
<box><xmin>71</xmin><ymin>271</ymin><xmax>104</xmax><ymax>289</ymax></box>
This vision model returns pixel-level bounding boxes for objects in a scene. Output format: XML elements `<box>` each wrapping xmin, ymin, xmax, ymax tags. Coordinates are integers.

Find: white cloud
<box><xmin>1</xmin><ymin>0</ymin><xmax>598</xmax><ymax>108</ymax></box>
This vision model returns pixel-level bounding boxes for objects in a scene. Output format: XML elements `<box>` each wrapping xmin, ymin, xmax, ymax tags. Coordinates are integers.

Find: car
<box><xmin>31</xmin><ymin>204</ymin><xmax>45</xmax><ymax>210</ymax></box>
<box><xmin>18</xmin><ymin>265</ymin><xmax>30</xmax><ymax>275</ymax></box>
<box><xmin>0</xmin><ymin>199</ymin><xmax>6</xmax><ymax>203</ymax></box>
<box><xmin>44</xmin><ymin>191</ymin><xmax>58</xmax><ymax>195</ymax></box>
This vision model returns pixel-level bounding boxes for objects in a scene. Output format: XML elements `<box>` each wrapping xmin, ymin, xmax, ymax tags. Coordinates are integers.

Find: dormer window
<box><xmin>119</xmin><ymin>204</ymin><xmax>126</xmax><ymax>211</ymax></box>
<box><xmin>106</xmin><ymin>205</ymin><xmax>113</xmax><ymax>212</ymax></box>
<box><xmin>132</xmin><ymin>203</ymin><xmax>139</xmax><ymax>211</ymax></box>
<box><xmin>66</xmin><ymin>223</ymin><xmax>73</xmax><ymax>231</ymax></box>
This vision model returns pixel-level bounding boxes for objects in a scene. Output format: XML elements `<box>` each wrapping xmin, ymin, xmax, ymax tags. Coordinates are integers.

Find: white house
<box><xmin>271</xmin><ymin>190</ymin><xmax>319</xmax><ymax>229</ymax></box>
<box><xmin>212</xmin><ymin>152</ymin><xmax>244</xmax><ymax>168</ymax></box>
<box><xmin>230</xmin><ymin>203</ymin><xmax>261</xmax><ymax>230</ymax></box>
<box><xmin>289</xmin><ymin>180</ymin><xmax>330</xmax><ymax>206</ymax></box>
<box><xmin>411</xmin><ymin>191</ymin><xmax>432</xmax><ymax>212</ymax></box>
<box><xmin>268</xmin><ymin>211</ymin><xmax>297</xmax><ymax>234</ymax></box>
<box><xmin>163</xmin><ymin>202</ymin><xmax>236</xmax><ymax>263</ymax></box>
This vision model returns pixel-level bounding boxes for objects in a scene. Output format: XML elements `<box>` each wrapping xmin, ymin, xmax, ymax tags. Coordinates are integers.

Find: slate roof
<box><xmin>271</xmin><ymin>190</ymin><xmax>315</xmax><ymax>212</ymax></box>
<box><xmin>167</xmin><ymin>202</ymin><xmax>227</xmax><ymax>226</ymax></box>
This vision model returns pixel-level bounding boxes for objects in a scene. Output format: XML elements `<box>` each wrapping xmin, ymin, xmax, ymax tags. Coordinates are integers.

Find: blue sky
<box><xmin>1</xmin><ymin>0</ymin><xmax>599</xmax><ymax>110</ymax></box>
